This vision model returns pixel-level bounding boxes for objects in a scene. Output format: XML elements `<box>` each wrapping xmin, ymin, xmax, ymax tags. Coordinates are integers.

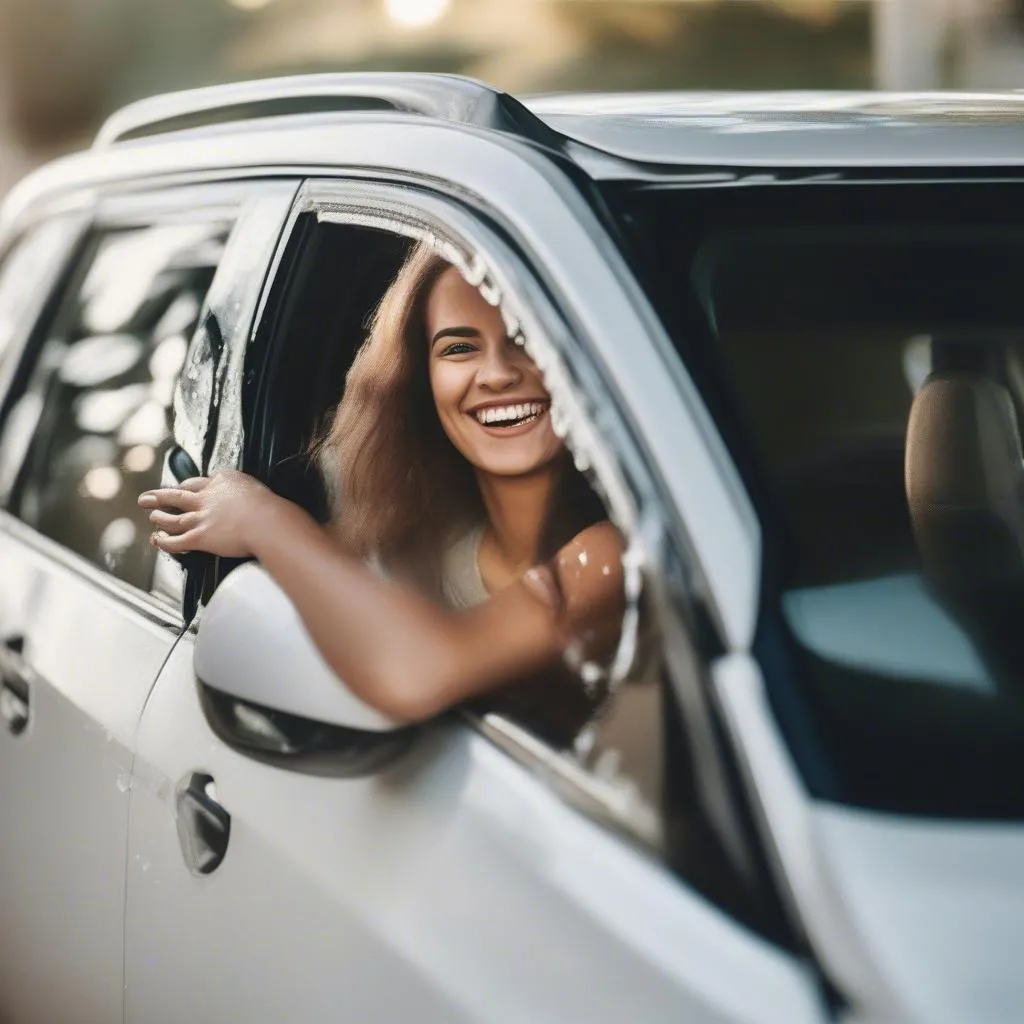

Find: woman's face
<box><xmin>426</xmin><ymin>266</ymin><xmax>562</xmax><ymax>478</ymax></box>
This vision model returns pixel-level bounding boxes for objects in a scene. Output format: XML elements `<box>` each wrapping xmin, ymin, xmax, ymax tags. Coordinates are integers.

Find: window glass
<box><xmin>609</xmin><ymin>180</ymin><xmax>1024</xmax><ymax>820</ymax></box>
<box><xmin>3</xmin><ymin>220</ymin><xmax>230</xmax><ymax>590</ymax></box>
<box><xmin>0</xmin><ymin>218</ymin><xmax>79</xmax><ymax>377</ymax></box>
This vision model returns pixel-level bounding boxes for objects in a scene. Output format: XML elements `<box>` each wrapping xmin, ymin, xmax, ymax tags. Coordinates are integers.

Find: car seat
<box><xmin>904</xmin><ymin>342</ymin><xmax>1024</xmax><ymax>686</ymax></box>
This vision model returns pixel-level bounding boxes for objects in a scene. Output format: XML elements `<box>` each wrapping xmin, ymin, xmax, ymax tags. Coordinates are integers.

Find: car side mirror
<box><xmin>195</xmin><ymin>563</ymin><xmax>409</xmax><ymax>765</ymax></box>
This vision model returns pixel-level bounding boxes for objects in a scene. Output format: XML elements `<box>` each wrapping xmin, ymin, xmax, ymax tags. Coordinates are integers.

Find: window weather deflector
<box><xmin>93</xmin><ymin>73</ymin><xmax>566</xmax><ymax>152</ymax></box>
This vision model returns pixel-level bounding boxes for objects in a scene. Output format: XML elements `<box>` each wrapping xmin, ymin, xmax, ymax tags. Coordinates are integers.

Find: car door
<box><xmin>123</xmin><ymin>170</ymin><xmax>826</xmax><ymax>1023</ymax></box>
<box><xmin>0</xmin><ymin>180</ymin><xmax>294</xmax><ymax>1024</ymax></box>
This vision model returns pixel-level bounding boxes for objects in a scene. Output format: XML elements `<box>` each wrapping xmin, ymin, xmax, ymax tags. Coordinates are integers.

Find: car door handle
<box><xmin>2</xmin><ymin>633</ymin><xmax>24</xmax><ymax>656</ymax></box>
<box><xmin>0</xmin><ymin>634</ymin><xmax>29</xmax><ymax>736</ymax></box>
<box><xmin>175</xmin><ymin>772</ymin><xmax>231</xmax><ymax>875</ymax></box>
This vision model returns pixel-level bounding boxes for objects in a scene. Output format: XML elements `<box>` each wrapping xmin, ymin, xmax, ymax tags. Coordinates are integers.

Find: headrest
<box><xmin>905</xmin><ymin>371</ymin><xmax>1024</xmax><ymax>587</ymax></box>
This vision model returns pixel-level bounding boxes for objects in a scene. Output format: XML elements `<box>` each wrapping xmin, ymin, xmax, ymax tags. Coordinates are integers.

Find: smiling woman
<box><xmin>139</xmin><ymin>243</ymin><xmax>623</xmax><ymax>745</ymax></box>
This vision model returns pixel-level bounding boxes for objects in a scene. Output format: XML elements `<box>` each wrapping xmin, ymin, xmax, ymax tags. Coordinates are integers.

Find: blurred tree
<box><xmin>544</xmin><ymin>1</ymin><xmax>872</xmax><ymax>91</ymax></box>
<box><xmin>0</xmin><ymin>0</ymin><xmax>239</xmax><ymax>148</ymax></box>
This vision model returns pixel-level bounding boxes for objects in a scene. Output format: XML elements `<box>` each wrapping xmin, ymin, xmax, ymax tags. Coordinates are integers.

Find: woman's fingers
<box><xmin>148</xmin><ymin>509</ymin><xmax>200</xmax><ymax>533</ymax></box>
<box><xmin>137</xmin><ymin>484</ymin><xmax>205</xmax><ymax>511</ymax></box>
<box><xmin>151</xmin><ymin>528</ymin><xmax>202</xmax><ymax>554</ymax></box>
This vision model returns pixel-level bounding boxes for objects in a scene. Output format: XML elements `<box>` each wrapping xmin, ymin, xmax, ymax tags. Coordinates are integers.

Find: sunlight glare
<box><xmin>385</xmin><ymin>0</ymin><xmax>450</xmax><ymax>29</ymax></box>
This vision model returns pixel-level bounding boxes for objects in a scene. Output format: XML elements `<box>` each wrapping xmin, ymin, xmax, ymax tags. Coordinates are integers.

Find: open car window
<box><xmin>240</xmin><ymin>198</ymin><xmax>663</xmax><ymax>827</ymax></box>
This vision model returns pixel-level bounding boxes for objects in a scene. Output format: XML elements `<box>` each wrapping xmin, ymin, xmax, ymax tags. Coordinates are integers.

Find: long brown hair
<box><xmin>318</xmin><ymin>242</ymin><xmax>604</xmax><ymax>587</ymax></box>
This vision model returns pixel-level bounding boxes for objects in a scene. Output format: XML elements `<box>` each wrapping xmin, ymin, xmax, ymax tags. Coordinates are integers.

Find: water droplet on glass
<box><xmin>550</xmin><ymin>404</ymin><xmax>568</xmax><ymax>439</ymax></box>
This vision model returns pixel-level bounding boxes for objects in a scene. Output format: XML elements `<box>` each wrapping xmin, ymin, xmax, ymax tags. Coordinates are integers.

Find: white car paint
<box><xmin>0</xmin><ymin>518</ymin><xmax>180</xmax><ymax>1024</ymax></box>
<box><xmin>126</xmin><ymin>632</ymin><xmax>825</xmax><ymax>1024</ymax></box>
<box><xmin>712</xmin><ymin>652</ymin><xmax>1024</xmax><ymax>1023</ymax></box>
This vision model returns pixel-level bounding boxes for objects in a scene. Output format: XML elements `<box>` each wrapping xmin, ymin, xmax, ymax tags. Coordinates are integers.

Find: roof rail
<box><xmin>93</xmin><ymin>72</ymin><xmax>564</xmax><ymax>150</ymax></box>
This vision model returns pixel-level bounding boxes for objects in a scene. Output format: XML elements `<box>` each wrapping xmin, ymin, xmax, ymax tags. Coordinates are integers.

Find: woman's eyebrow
<box><xmin>431</xmin><ymin>325</ymin><xmax>480</xmax><ymax>347</ymax></box>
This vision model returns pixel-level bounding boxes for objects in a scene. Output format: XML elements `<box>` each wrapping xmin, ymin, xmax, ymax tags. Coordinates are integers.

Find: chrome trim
<box><xmin>0</xmin><ymin>510</ymin><xmax>183</xmax><ymax>633</ymax></box>
<box><xmin>471</xmin><ymin>711</ymin><xmax>663</xmax><ymax>853</ymax></box>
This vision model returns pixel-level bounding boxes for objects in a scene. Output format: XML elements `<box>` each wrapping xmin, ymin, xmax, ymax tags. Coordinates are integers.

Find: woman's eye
<box><xmin>441</xmin><ymin>342</ymin><xmax>477</xmax><ymax>356</ymax></box>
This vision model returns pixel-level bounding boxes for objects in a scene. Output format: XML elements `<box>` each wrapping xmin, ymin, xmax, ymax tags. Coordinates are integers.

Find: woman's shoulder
<box><xmin>521</xmin><ymin>520</ymin><xmax>625</xmax><ymax>622</ymax></box>
<box><xmin>554</xmin><ymin>521</ymin><xmax>625</xmax><ymax>592</ymax></box>
<box><xmin>557</xmin><ymin>521</ymin><xmax>624</xmax><ymax>564</ymax></box>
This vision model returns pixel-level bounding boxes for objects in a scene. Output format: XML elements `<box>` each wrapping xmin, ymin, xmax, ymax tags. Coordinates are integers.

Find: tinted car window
<box><xmin>2</xmin><ymin>220</ymin><xmax>230</xmax><ymax>590</ymax></box>
<box><xmin>609</xmin><ymin>181</ymin><xmax>1024</xmax><ymax>820</ymax></box>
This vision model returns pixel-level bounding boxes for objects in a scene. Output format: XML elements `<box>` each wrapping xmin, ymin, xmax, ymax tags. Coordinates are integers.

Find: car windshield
<box><xmin>609</xmin><ymin>179</ymin><xmax>1024</xmax><ymax>820</ymax></box>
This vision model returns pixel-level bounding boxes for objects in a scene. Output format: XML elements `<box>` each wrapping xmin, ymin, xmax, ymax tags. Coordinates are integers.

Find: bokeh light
<box><xmin>384</xmin><ymin>0</ymin><xmax>451</xmax><ymax>30</ymax></box>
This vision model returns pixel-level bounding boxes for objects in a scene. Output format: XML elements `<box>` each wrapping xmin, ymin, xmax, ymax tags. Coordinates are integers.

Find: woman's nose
<box><xmin>476</xmin><ymin>344</ymin><xmax>522</xmax><ymax>390</ymax></box>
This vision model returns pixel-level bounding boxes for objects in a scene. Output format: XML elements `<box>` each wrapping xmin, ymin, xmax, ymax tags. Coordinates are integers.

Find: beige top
<box><xmin>439</xmin><ymin>524</ymin><xmax>488</xmax><ymax>609</ymax></box>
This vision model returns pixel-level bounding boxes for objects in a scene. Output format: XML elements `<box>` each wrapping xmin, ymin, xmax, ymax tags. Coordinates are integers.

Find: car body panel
<box><xmin>0</xmin><ymin>516</ymin><xmax>178</xmax><ymax>1024</ymax></box>
<box><xmin>126</xmin><ymin>635</ymin><xmax>824</xmax><ymax>1024</ymax></box>
<box><xmin>712</xmin><ymin>652</ymin><xmax>1024</xmax><ymax>1023</ymax></box>
<box><xmin>527</xmin><ymin>92</ymin><xmax>1024</xmax><ymax>171</ymax></box>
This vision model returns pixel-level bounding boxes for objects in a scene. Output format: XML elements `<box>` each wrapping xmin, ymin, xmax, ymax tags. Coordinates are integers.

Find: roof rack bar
<box><xmin>93</xmin><ymin>72</ymin><xmax>564</xmax><ymax>150</ymax></box>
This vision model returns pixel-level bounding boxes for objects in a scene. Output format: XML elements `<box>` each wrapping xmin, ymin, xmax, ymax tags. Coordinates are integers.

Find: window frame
<box><xmin>0</xmin><ymin>180</ymin><xmax>298</xmax><ymax>623</ymax></box>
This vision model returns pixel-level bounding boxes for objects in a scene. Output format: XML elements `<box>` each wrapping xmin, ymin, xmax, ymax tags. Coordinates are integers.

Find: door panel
<box><xmin>126</xmin><ymin>635</ymin><xmax>823</xmax><ymax>1024</ymax></box>
<box><xmin>0</xmin><ymin>525</ymin><xmax>178</xmax><ymax>1024</ymax></box>
<box><xmin>0</xmin><ymin>183</ymin><xmax>295</xmax><ymax>1022</ymax></box>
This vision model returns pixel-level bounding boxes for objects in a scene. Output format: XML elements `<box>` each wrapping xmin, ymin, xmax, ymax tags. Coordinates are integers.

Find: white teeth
<box><xmin>474</xmin><ymin>402</ymin><xmax>546</xmax><ymax>425</ymax></box>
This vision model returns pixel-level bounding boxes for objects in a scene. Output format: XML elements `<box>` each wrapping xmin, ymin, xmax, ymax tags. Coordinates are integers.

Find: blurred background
<box><xmin>1</xmin><ymin>0</ymin><xmax>1023</xmax><ymax>196</ymax></box>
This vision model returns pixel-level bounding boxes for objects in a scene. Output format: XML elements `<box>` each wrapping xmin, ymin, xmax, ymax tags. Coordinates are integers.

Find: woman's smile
<box><xmin>468</xmin><ymin>399</ymin><xmax>551</xmax><ymax>435</ymax></box>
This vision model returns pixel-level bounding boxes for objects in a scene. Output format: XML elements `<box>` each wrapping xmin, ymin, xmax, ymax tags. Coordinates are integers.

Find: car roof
<box><xmin>88</xmin><ymin>75</ymin><xmax>1024</xmax><ymax>172</ymax></box>
<box><xmin>8</xmin><ymin>77</ymin><xmax>1024</xmax><ymax>234</ymax></box>
<box><xmin>526</xmin><ymin>90</ymin><xmax>1024</xmax><ymax>170</ymax></box>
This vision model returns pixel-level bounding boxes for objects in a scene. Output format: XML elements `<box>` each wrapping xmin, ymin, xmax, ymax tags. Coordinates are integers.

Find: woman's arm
<box><xmin>141</xmin><ymin>471</ymin><xmax>624</xmax><ymax>722</ymax></box>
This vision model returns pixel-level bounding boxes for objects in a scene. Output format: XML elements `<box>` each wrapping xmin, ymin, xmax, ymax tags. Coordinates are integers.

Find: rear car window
<box><xmin>0</xmin><ymin>220</ymin><xmax>230</xmax><ymax>590</ymax></box>
<box><xmin>0</xmin><ymin>217</ymin><xmax>81</xmax><ymax>378</ymax></box>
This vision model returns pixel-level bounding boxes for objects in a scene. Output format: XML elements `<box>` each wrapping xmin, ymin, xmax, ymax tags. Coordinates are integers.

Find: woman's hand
<box><xmin>138</xmin><ymin>469</ymin><xmax>283</xmax><ymax>559</ymax></box>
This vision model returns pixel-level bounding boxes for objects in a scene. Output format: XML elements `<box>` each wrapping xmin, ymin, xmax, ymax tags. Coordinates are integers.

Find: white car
<box><xmin>0</xmin><ymin>76</ymin><xmax>1021</xmax><ymax>1023</ymax></box>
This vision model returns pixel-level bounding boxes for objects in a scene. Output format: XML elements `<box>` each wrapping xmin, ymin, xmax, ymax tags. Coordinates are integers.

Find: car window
<box><xmin>0</xmin><ymin>217</ymin><xmax>82</xmax><ymax>383</ymax></box>
<box><xmin>0</xmin><ymin>219</ymin><xmax>231</xmax><ymax>591</ymax></box>
<box><xmin>608</xmin><ymin>179</ymin><xmax>1024</xmax><ymax>821</ymax></box>
<box><xmin>241</xmin><ymin>204</ymin><xmax>667</xmax><ymax>841</ymax></box>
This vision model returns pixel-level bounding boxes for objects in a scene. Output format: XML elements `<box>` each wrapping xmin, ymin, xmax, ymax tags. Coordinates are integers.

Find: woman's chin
<box><xmin>473</xmin><ymin>446</ymin><xmax>565</xmax><ymax>479</ymax></box>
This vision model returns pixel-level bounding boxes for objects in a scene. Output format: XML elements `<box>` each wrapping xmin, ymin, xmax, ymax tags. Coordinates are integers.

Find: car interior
<box><xmin>595</xmin><ymin>179</ymin><xmax>1024</xmax><ymax>820</ymax></box>
<box><xmin>696</xmin><ymin>219</ymin><xmax>1024</xmax><ymax>819</ymax></box>
<box><xmin>242</xmin><ymin>215</ymin><xmax>412</xmax><ymax>522</ymax></box>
